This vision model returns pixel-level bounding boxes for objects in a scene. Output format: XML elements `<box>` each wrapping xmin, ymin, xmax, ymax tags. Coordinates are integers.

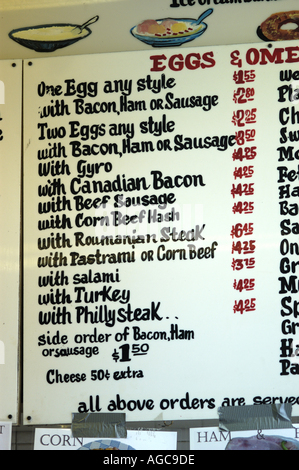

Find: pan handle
<box><xmin>195</xmin><ymin>9</ymin><xmax>213</xmax><ymax>25</ymax></box>
<box><xmin>75</xmin><ymin>15</ymin><xmax>100</xmax><ymax>32</ymax></box>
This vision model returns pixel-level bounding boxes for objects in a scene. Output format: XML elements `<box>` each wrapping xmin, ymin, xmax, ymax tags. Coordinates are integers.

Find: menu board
<box><xmin>34</xmin><ymin>429</ymin><xmax>177</xmax><ymax>450</ymax></box>
<box><xmin>0</xmin><ymin>60</ymin><xmax>22</xmax><ymax>423</ymax></box>
<box><xmin>23</xmin><ymin>43</ymin><xmax>299</xmax><ymax>425</ymax></box>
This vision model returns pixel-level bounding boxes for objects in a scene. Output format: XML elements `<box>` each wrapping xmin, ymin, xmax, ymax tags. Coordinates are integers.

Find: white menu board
<box><xmin>0</xmin><ymin>423</ymin><xmax>12</xmax><ymax>450</ymax></box>
<box><xmin>190</xmin><ymin>427</ymin><xmax>299</xmax><ymax>451</ymax></box>
<box><xmin>0</xmin><ymin>60</ymin><xmax>22</xmax><ymax>423</ymax></box>
<box><xmin>34</xmin><ymin>429</ymin><xmax>177</xmax><ymax>450</ymax></box>
<box><xmin>23</xmin><ymin>43</ymin><xmax>299</xmax><ymax>424</ymax></box>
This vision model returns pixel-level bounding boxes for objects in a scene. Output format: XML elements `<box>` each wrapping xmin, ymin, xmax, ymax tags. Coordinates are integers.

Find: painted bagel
<box><xmin>261</xmin><ymin>11</ymin><xmax>299</xmax><ymax>41</ymax></box>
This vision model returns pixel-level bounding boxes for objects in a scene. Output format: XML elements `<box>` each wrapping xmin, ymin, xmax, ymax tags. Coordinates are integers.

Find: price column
<box><xmin>231</xmin><ymin>69</ymin><xmax>257</xmax><ymax>315</ymax></box>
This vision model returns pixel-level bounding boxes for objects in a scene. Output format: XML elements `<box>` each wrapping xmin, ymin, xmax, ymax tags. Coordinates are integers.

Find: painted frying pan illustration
<box><xmin>131</xmin><ymin>9</ymin><xmax>213</xmax><ymax>47</ymax></box>
<box><xmin>9</xmin><ymin>15</ymin><xmax>99</xmax><ymax>52</ymax></box>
